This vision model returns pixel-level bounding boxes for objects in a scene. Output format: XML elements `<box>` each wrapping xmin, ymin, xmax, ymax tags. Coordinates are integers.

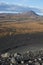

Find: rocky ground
<box><xmin>0</xmin><ymin>49</ymin><xmax>43</xmax><ymax>65</ymax></box>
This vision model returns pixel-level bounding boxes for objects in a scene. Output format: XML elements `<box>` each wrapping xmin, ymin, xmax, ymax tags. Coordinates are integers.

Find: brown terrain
<box><xmin>0</xmin><ymin>11</ymin><xmax>43</xmax><ymax>53</ymax></box>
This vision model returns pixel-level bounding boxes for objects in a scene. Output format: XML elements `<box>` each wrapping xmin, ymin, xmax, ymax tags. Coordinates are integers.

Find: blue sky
<box><xmin>0</xmin><ymin>0</ymin><xmax>43</xmax><ymax>15</ymax></box>
<box><xmin>0</xmin><ymin>0</ymin><xmax>43</xmax><ymax>9</ymax></box>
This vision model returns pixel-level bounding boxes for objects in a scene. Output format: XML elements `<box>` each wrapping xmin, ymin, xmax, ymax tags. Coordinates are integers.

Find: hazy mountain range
<box><xmin>0</xmin><ymin>3</ymin><xmax>43</xmax><ymax>15</ymax></box>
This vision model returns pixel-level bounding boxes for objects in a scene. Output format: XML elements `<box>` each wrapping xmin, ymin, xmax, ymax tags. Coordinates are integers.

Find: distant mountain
<box><xmin>0</xmin><ymin>3</ymin><xmax>42</xmax><ymax>15</ymax></box>
<box><xmin>21</xmin><ymin>11</ymin><xmax>38</xmax><ymax>17</ymax></box>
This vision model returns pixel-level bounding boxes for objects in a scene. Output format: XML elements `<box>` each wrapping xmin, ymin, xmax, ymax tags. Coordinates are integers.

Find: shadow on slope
<box><xmin>0</xmin><ymin>32</ymin><xmax>43</xmax><ymax>53</ymax></box>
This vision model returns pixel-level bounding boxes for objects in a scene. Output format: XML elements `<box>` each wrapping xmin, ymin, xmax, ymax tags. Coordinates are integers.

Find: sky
<box><xmin>0</xmin><ymin>0</ymin><xmax>43</xmax><ymax>9</ymax></box>
<box><xmin>0</xmin><ymin>0</ymin><xmax>43</xmax><ymax>15</ymax></box>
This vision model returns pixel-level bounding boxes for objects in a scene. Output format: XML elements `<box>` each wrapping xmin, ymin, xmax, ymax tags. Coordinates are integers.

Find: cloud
<box><xmin>0</xmin><ymin>2</ymin><xmax>8</xmax><ymax>5</ymax></box>
<box><xmin>40</xmin><ymin>9</ymin><xmax>43</xmax><ymax>13</ymax></box>
<box><xmin>0</xmin><ymin>11</ymin><xmax>19</xmax><ymax>13</ymax></box>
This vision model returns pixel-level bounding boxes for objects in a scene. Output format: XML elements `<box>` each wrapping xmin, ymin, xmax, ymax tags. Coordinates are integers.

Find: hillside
<box><xmin>0</xmin><ymin>12</ymin><xmax>43</xmax><ymax>53</ymax></box>
<box><xmin>0</xmin><ymin>11</ymin><xmax>43</xmax><ymax>37</ymax></box>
